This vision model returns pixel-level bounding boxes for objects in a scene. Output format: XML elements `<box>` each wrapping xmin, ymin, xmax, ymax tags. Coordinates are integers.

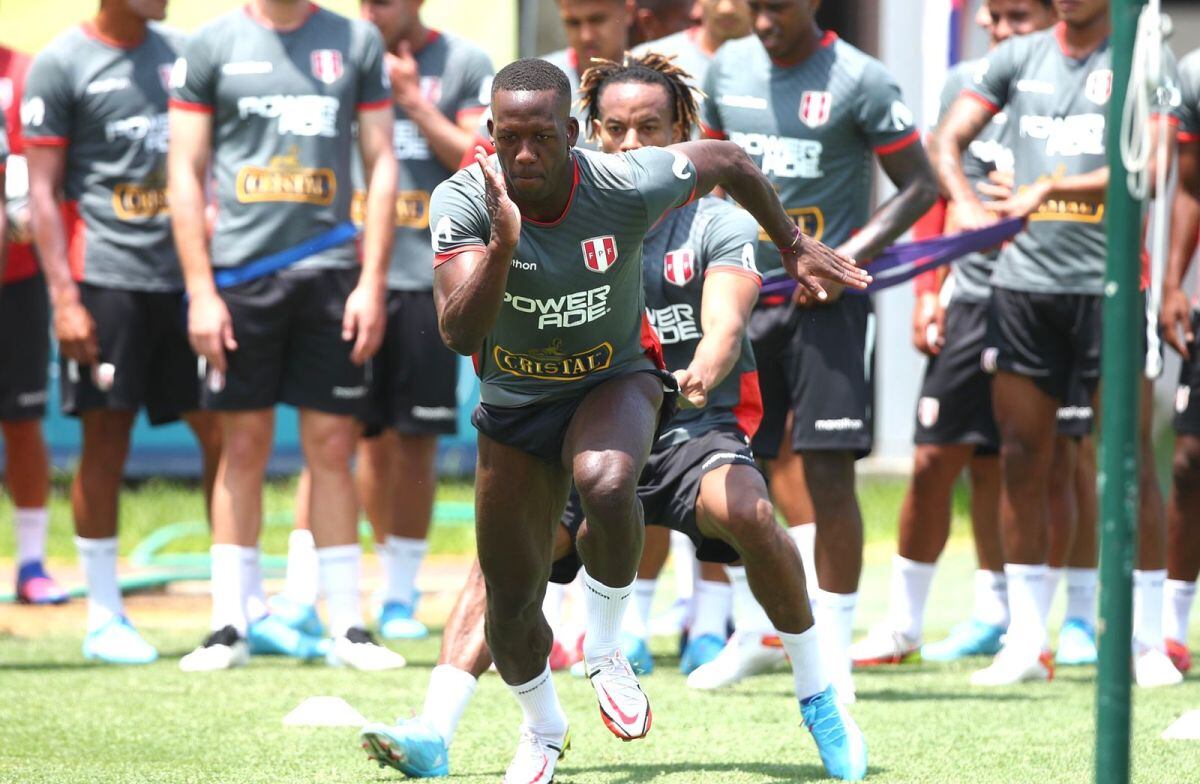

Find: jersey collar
<box><xmin>81</xmin><ymin>21</ymin><xmax>146</xmax><ymax>50</ymax></box>
<box><xmin>769</xmin><ymin>29</ymin><xmax>837</xmax><ymax>69</ymax></box>
<box><xmin>521</xmin><ymin>154</ymin><xmax>581</xmax><ymax>227</ymax></box>
<box><xmin>243</xmin><ymin>1</ymin><xmax>319</xmax><ymax>32</ymax></box>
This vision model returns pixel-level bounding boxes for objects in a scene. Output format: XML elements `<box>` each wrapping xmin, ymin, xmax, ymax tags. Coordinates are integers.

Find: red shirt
<box><xmin>0</xmin><ymin>45</ymin><xmax>37</xmax><ymax>284</ymax></box>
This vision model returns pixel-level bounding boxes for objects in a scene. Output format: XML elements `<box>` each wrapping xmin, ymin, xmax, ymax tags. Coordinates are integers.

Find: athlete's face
<box><xmin>558</xmin><ymin>0</ymin><xmax>633</xmax><ymax>68</ymax></box>
<box><xmin>121</xmin><ymin>0</ymin><xmax>168</xmax><ymax>21</ymax></box>
<box><xmin>360</xmin><ymin>0</ymin><xmax>423</xmax><ymax>50</ymax></box>
<box><xmin>698</xmin><ymin>0</ymin><xmax>751</xmax><ymax>45</ymax></box>
<box><xmin>1055</xmin><ymin>0</ymin><xmax>1108</xmax><ymax>27</ymax></box>
<box><xmin>490</xmin><ymin>90</ymin><xmax>580</xmax><ymax>201</ymax></box>
<box><xmin>748</xmin><ymin>0</ymin><xmax>819</xmax><ymax>60</ymax></box>
<box><xmin>595</xmin><ymin>81</ymin><xmax>680</xmax><ymax>153</ymax></box>
<box><xmin>988</xmin><ymin>0</ymin><xmax>1057</xmax><ymax>44</ymax></box>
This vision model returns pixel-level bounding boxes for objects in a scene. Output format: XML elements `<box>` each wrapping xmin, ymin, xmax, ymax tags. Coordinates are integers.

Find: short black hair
<box><xmin>492</xmin><ymin>58</ymin><xmax>573</xmax><ymax>106</ymax></box>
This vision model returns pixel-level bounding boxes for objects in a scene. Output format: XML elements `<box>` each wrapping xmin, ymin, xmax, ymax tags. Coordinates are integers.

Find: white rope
<box><xmin>1120</xmin><ymin>0</ymin><xmax>1169</xmax><ymax>199</ymax></box>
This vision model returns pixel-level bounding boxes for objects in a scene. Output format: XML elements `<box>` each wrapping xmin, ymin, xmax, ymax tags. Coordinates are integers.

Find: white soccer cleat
<box><xmin>180</xmin><ymin>626</ymin><xmax>250</xmax><ymax>672</ymax></box>
<box><xmin>326</xmin><ymin>627</ymin><xmax>407</xmax><ymax>671</ymax></box>
<box><xmin>686</xmin><ymin>631</ymin><xmax>787</xmax><ymax>690</ymax></box>
<box><xmin>1134</xmin><ymin>646</ymin><xmax>1185</xmax><ymax>688</ymax></box>
<box><xmin>503</xmin><ymin>725</ymin><xmax>570</xmax><ymax>784</ymax></box>
<box><xmin>849</xmin><ymin>624</ymin><xmax>922</xmax><ymax>668</ymax></box>
<box><xmin>586</xmin><ymin>650</ymin><xmax>652</xmax><ymax>740</ymax></box>
<box><xmin>970</xmin><ymin>645</ymin><xmax>1054</xmax><ymax>686</ymax></box>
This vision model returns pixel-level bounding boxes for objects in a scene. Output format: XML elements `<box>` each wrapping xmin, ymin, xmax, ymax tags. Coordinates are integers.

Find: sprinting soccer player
<box><xmin>0</xmin><ymin>40</ymin><xmax>66</xmax><ymax>606</ymax></box>
<box><xmin>360</xmin><ymin>53</ymin><xmax>868</xmax><ymax>782</ymax></box>
<box><xmin>22</xmin><ymin>0</ymin><xmax>221</xmax><ymax>663</ymax></box>
<box><xmin>694</xmin><ymin>0</ymin><xmax>938</xmax><ymax>701</ymax></box>
<box><xmin>169</xmin><ymin>0</ymin><xmax>404</xmax><ymax>672</ymax></box>
<box><xmin>1160</xmin><ymin>45</ymin><xmax>1200</xmax><ymax>677</ymax></box>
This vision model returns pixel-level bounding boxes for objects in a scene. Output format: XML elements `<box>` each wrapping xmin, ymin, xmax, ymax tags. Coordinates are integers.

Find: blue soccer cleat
<box><xmin>1056</xmin><ymin>618</ymin><xmax>1098</xmax><ymax>666</ymax></box>
<box><xmin>379</xmin><ymin>601</ymin><xmax>429</xmax><ymax>641</ymax></box>
<box><xmin>82</xmin><ymin>616</ymin><xmax>158</xmax><ymax>665</ymax></box>
<box><xmin>622</xmin><ymin>633</ymin><xmax>654</xmax><ymax>675</ymax></box>
<box><xmin>360</xmin><ymin>718</ymin><xmax>450</xmax><ymax>778</ymax></box>
<box><xmin>680</xmin><ymin>633</ymin><xmax>725</xmax><ymax>675</ymax></box>
<box><xmin>801</xmin><ymin>684</ymin><xmax>868</xmax><ymax>781</ymax></box>
<box><xmin>247</xmin><ymin>614</ymin><xmax>327</xmax><ymax>659</ymax></box>
<box><xmin>267</xmin><ymin>594</ymin><xmax>325</xmax><ymax>638</ymax></box>
<box><xmin>921</xmin><ymin>619</ymin><xmax>1006</xmax><ymax>662</ymax></box>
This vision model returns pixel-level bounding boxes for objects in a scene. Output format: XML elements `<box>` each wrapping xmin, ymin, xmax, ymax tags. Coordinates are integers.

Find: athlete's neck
<box><xmin>248</xmin><ymin>0</ymin><xmax>316</xmax><ymax>32</ymax></box>
<box><xmin>697</xmin><ymin>25</ymin><xmax>724</xmax><ymax>57</ymax></box>
<box><xmin>397</xmin><ymin>21</ymin><xmax>432</xmax><ymax>54</ymax></box>
<box><xmin>1058</xmin><ymin>17</ymin><xmax>1109</xmax><ymax>59</ymax></box>
<box><xmin>91</xmin><ymin>7</ymin><xmax>148</xmax><ymax>48</ymax></box>
<box><xmin>768</xmin><ymin>24</ymin><xmax>823</xmax><ymax>68</ymax></box>
<box><xmin>513</xmin><ymin>155</ymin><xmax>576</xmax><ymax>223</ymax></box>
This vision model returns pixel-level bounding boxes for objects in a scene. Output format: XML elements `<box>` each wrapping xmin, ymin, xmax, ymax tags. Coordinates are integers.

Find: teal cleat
<box><xmin>267</xmin><ymin>595</ymin><xmax>325</xmax><ymax>638</ymax></box>
<box><xmin>379</xmin><ymin>601</ymin><xmax>429</xmax><ymax>641</ymax></box>
<box><xmin>921</xmin><ymin>619</ymin><xmax>1006</xmax><ymax>662</ymax></box>
<box><xmin>82</xmin><ymin>616</ymin><xmax>158</xmax><ymax>665</ymax></box>
<box><xmin>622</xmin><ymin>633</ymin><xmax>654</xmax><ymax>675</ymax></box>
<box><xmin>360</xmin><ymin>718</ymin><xmax>450</xmax><ymax>778</ymax></box>
<box><xmin>801</xmin><ymin>684</ymin><xmax>868</xmax><ymax>781</ymax></box>
<box><xmin>680</xmin><ymin>633</ymin><xmax>725</xmax><ymax>675</ymax></box>
<box><xmin>1056</xmin><ymin>618</ymin><xmax>1098</xmax><ymax>666</ymax></box>
<box><xmin>247</xmin><ymin>614</ymin><xmax>327</xmax><ymax>659</ymax></box>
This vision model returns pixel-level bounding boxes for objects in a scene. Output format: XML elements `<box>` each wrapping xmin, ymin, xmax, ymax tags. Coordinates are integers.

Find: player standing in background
<box><xmin>695</xmin><ymin>0</ymin><xmax>938</xmax><ymax>701</ymax></box>
<box><xmin>23</xmin><ymin>0</ymin><xmax>221</xmax><ymax>663</ymax></box>
<box><xmin>628</xmin><ymin>0</ymin><xmax>696</xmax><ymax>48</ymax></box>
<box><xmin>0</xmin><ymin>37</ymin><xmax>66</xmax><ymax>606</ymax></box>
<box><xmin>169</xmin><ymin>0</ymin><xmax>403</xmax><ymax>672</ymax></box>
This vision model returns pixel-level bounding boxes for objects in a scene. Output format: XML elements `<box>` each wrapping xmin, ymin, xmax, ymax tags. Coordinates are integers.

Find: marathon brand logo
<box><xmin>412</xmin><ymin>405</ymin><xmax>456</xmax><ymax>421</ymax></box>
<box><xmin>86</xmin><ymin>77</ymin><xmax>130</xmax><ymax>95</ymax></box>
<box><xmin>1085</xmin><ymin>70</ymin><xmax>1113</xmax><ymax>105</ymax></box>
<box><xmin>503</xmin><ymin>285</ymin><xmax>612</xmax><ymax>330</ymax></box>
<box><xmin>699</xmin><ymin>451</ymin><xmax>756</xmax><ymax>471</ymax></box>
<box><xmin>1056</xmin><ymin>406</ymin><xmax>1094</xmax><ymax>422</ymax></box>
<box><xmin>799</xmin><ymin>91</ymin><xmax>833</xmax><ymax>128</ymax></box>
<box><xmin>729</xmin><ymin>132</ymin><xmax>822</xmax><ymax>179</ymax></box>
<box><xmin>582</xmin><ymin>236</ymin><xmax>618</xmax><ymax>273</ymax></box>
<box><xmin>105</xmin><ymin>113</ymin><xmax>169</xmax><ymax>153</ymax></box>
<box><xmin>236</xmin><ymin>147</ymin><xmax>336</xmax><ymax>206</ymax></box>
<box><xmin>351</xmin><ymin>189</ymin><xmax>430</xmax><ymax>229</ymax></box>
<box><xmin>1019</xmin><ymin>114</ymin><xmax>1105</xmax><ymax>158</ymax></box>
<box><xmin>332</xmin><ymin>385</ymin><xmax>366</xmax><ymax>399</ymax></box>
<box><xmin>237</xmin><ymin>95</ymin><xmax>340</xmax><ymax>138</ymax></box>
<box><xmin>663</xmin><ymin>249</ymin><xmax>695</xmax><ymax>286</ymax></box>
<box><xmin>647</xmin><ymin>303</ymin><xmax>700</xmax><ymax>345</ymax></box>
<box><xmin>221</xmin><ymin>61</ymin><xmax>274</xmax><ymax>76</ymax></box>
<box><xmin>310</xmin><ymin>50</ymin><xmax>345</xmax><ymax>85</ymax></box>
<box><xmin>113</xmin><ymin>177</ymin><xmax>169</xmax><ymax>221</ymax></box>
<box><xmin>814</xmin><ymin>417</ymin><xmax>864</xmax><ymax>432</ymax></box>
<box><xmin>494</xmin><ymin>339</ymin><xmax>614</xmax><ymax>381</ymax></box>
<box><xmin>718</xmin><ymin>94</ymin><xmax>768</xmax><ymax>110</ymax></box>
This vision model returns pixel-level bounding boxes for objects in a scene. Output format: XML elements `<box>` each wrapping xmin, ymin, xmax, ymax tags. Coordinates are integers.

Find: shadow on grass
<box><xmin>555</xmin><ymin>761</ymin><xmax>867</xmax><ymax>783</ymax></box>
<box><xmin>0</xmin><ymin>660</ymin><xmax>109</xmax><ymax>671</ymax></box>
<box><xmin>705</xmin><ymin>687</ymin><xmax>1045</xmax><ymax>703</ymax></box>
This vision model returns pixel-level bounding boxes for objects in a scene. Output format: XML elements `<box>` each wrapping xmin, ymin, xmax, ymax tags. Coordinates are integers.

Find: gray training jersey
<box><xmin>644</xmin><ymin>196</ymin><xmax>761</xmax><ymax>446</ymax></box>
<box><xmin>22</xmin><ymin>24</ymin><xmax>183</xmax><ymax>291</ymax></box>
<box><xmin>1177</xmin><ymin>49</ymin><xmax>1200</xmax><ymax>143</ymax></box>
<box><xmin>541</xmin><ymin>48</ymin><xmax>597</xmax><ymax>150</ymax></box>
<box><xmin>351</xmin><ymin>31</ymin><xmax>493</xmax><ymax>291</ymax></box>
<box><xmin>702</xmin><ymin>32</ymin><xmax>919</xmax><ymax>280</ymax></box>
<box><xmin>171</xmin><ymin>6</ymin><xmax>391</xmax><ymax>270</ymax></box>
<box><xmin>939</xmin><ymin>59</ymin><xmax>1012</xmax><ymax>305</ymax></box>
<box><xmin>430</xmin><ymin>146</ymin><xmax>698</xmax><ymax>407</ymax></box>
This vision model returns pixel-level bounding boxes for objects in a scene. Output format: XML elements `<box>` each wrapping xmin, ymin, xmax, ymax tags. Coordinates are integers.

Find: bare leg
<box><xmin>897</xmin><ymin>444</ymin><xmax>974</xmax><ymax>564</ymax></box>
<box><xmin>183</xmin><ymin>410</ymin><xmax>222</xmax><ymax>521</ymax></box>
<box><xmin>968</xmin><ymin>454</ymin><xmax>1004</xmax><ymax>572</ymax></box>
<box><xmin>72</xmin><ymin>410</ymin><xmax>136</xmax><ymax>539</ymax></box>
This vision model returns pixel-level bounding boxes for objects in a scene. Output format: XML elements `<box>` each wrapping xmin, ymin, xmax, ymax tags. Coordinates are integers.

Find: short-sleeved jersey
<box><xmin>22</xmin><ymin>25</ymin><xmax>182</xmax><ymax>291</ymax></box>
<box><xmin>1</xmin><ymin>46</ymin><xmax>37</xmax><ymax>284</ymax></box>
<box><xmin>541</xmin><ymin>48</ymin><xmax>597</xmax><ymax>150</ymax></box>
<box><xmin>702</xmin><ymin>32</ymin><xmax>919</xmax><ymax>280</ymax></box>
<box><xmin>939</xmin><ymin>59</ymin><xmax>1012</xmax><ymax>304</ymax></box>
<box><xmin>644</xmin><ymin>196</ymin><xmax>761</xmax><ymax>444</ymax></box>
<box><xmin>965</xmin><ymin>26</ymin><xmax>1113</xmax><ymax>294</ymax></box>
<box><xmin>1178</xmin><ymin>49</ymin><xmax>1200</xmax><ymax>144</ymax></box>
<box><xmin>430</xmin><ymin>146</ymin><xmax>698</xmax><ymax>407</ymax></box>
<box><xmin>171</xmin><ymin>6</ymin><xmax>391</xmax><ymax>270</ymax></box>
<box><xmin>352</xmin><ymin>30</ymin><xmax>493</xmax><ymax>291</ymax></box>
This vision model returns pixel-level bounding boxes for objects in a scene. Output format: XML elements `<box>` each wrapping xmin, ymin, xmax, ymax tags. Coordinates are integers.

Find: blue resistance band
<box><xmin>212</xmin><ymin>221</ymin><xmax>359</xmax><ymax>289</ymax></box>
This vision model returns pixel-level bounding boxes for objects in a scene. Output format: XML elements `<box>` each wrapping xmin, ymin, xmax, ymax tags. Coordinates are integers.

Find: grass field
<box><xmin>2</xmin><ymin>478</ymin><xmax>1199</xmax><ymax>783</ymax></box>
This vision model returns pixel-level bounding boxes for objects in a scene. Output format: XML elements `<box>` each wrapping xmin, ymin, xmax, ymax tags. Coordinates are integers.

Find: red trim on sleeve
<box><xmin>433</xmin><ymin>244</ymin><xmax>488</xmax><ymax>268</ymax></box>
<box><xmin>62</xmin><ymin>200</ymin><xmax>86</xmax><ymax>282</ymax></box>
<box><xmin>1180</xmin><ymin>131</ymin><xmax>1200</xmax><ymax>144</ymax></box>
<box><xmin>169</xmin><ymin>98</ymin><xmax>214</xmax><ymax>114</ymax></box>
<box><xmin>733</xmin><ymin>370</ymin><xmax>764</xmax><ymax>439</ymax></box>
<box><xmin>1152</xmin><ymin>114</ymin><xmax>1180</xmax><ymax>128</ymax></box>
<box><xmin>700</xmin><ymin>124</ymin><xmax>726</xmax><ymax>141</ymax></box>
<box><xmin>358</xmin><ymin>98</ymin><xmax>392</xmax><ymax>112</ymax></box>
<box><xmin>23</xmin><ymin>136</ymin><xmax>69</xmax><ymax>147</ymax></box>
<box><xmin>414</xmin><ymin>29</ymin><xmax>441</xmax><ymax>54</ymax></box>
<box><xmin>457</xmin><ymin>106</ymin><xmax>487</xmax><ymax>125</ymax></box>
<box><xmin>874</xmin><ymin>129</ymin><xmax>920</xmax><ymax>156</ymax></box>
<box><xmin>961</xmin><ymin>90</ymin><xmax>1000</xmax><ymax>115</ymax></box>
<box><xmin>704</xmin><ymin>266</ymin><xmax>762</xmax><ymax>286</ymax></box>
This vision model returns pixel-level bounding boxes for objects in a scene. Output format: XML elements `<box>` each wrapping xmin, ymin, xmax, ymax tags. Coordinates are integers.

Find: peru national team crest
<box><xmin>799</xmin><ymin>91</ymin><xmax>833</xmax><ymax>128</ymax></box>
<box><xmin>663</xmin><ymin>249</ymin><xmax>695</xmax><ymax>286</ymax></box>
<box><xmin>1085</xmin><ymin>69</ymin><xmax>1113</xmax><ymax>105</ymax></box>
<box><xmin>582</xmin><ymin>236</ymin><xmax>618</xmax><ymax>273</ymax></box>
<box><xmin>311</xmin><ymin>50</ymin><xmax>345</xmax><ymax>85</ymax></box>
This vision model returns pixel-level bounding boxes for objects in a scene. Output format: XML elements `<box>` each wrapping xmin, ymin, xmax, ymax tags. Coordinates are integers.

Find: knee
<box><xmin>303</xmin><ymin>421</ymin><xmax>358</xmax><ymax>472</ymax></box>
<box><xmin>574</xmin><ymin>452</ymin><xmax>639</xmax><ymax>520</ymax></box>
<box><xmin>482</xmin><ymin>573</ymin><xmax>543</xmax><ymax>627</ymax></box>
<box><xmin>801</xmin><ymin>452</ymin><xmax>853</xmax><ymax>504</ymax></box>
<box><xmin>223</xmin><ymin>428</ymin><xmax>272</xmax><ymax>472</ymax></box>
<box><xmin>719</xmin><ymin>497</ymin><xmax>779</xmax><ymax>554</ymax></box>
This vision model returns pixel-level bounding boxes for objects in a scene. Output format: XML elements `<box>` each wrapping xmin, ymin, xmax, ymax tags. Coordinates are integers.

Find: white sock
<box><xmin>284</xmin><ymin>528</ymin><xmax>319</xmax><ymax>606</ymax></box>
<box><xmin>670</xmin><ymin>531</ymin><xmax>696</xmax><ymax>602</ymax></box>
<box><xmin>1133</xmin><ymin>569</ymin><xmax>1166</xmax><ymax>652</ymax></box>
<box><xmin>1164</xmin><ymin>579</ymin><xmax>1197</xmax><ymax>642</ymax></box>
<box><xmin>727</xmin><ymin>565</ymin><xmax>774</xmax><ymax>634</ymax></box>
<box><xmin>243</xmin><ymin>547</ymin><xmax>267</xmax><ymax>623</ymax></box>
<box><xmin>1004</xmin><ymin>563</ymin><xmax>1048</xmax><ymax>654</ymax></box>
<box><xmin>558</xmin><ymin>576</ymin><xmax>587</xmax><ymax>647</ymax></box>
<box><xmin>690</xmin><ymin>578</ymin><xmax>732</xmax><ymax>641</ymax></box>
<box><xmin>210</xmin><ymin>544</ymin><xmax>248</xmax><ymax>635</ymax></box>
<box><xmin>508</xmin><ymin>663</ymin><xmax>568</xmax><ymax>738</ymax></box>
<box><xmin>972</xmin><ymin>570</ymin><xmax>1009</xmax><ymax>629</ymax></box>
<box><xmin>384</xmin><ymin>535</ymin><xmax>428</xmax><ymax>606</ymax></box>
<box><xmin>888</xmin><ymin>555</ymin><xmax>935</xmax><ymax>641</ymax></box>
<box><xmin>622</xmin><ymin>578</ymin><xmax>656</xmax><ymax>639</ymax></box>
<box><xmin>813</xmin><ymin>589</ymin><xmax>857</xmax><ymax>684</ymax></box>
<box><xmin>376</xmin><ymin>540</ymin><xmax>393</xmax><ymax>601</ymax></box>
<box><xmin>1043</xmin><ymin>567</ymin><xmax>1063</xmax><ymax>625</ymax></box>
<box><xmin>75</xmin><ymin>536</ymin><xmax>122</xmax><ymax>631</ymax></box>
<box><xmin>422</xmin><ymin>664</ymin><xmax>478</xmax><ymax>745</ymax></box>
<box><xmin>779</xmin><ymin>626</ymin><xmax>828</xmax><ymax>702</ymax></box>
<box><xmin>1064</xmin><ymin>567</ymin><xmax>1098</xmax><ymax>624</ymax></box>
<box><xmin>788</xmin><ymin>523</ymin><xmax>819</xmax><ymax>594</ymax></box>
<box><xmin>14</xmin><ymin>508</ymin><xmax>49</xmax><ymax>565</ymax></box>
<box><xmin>318</xmin><ymin>544</ymin><xmax>364</xmax><ymax>638</ymax></box>
<box><xmin>581</xmin><ymin>571</ymin><xmax>634</xmax><ymax>661</ymax></box>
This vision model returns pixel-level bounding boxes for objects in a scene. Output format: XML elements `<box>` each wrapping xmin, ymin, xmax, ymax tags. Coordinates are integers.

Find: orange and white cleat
<box><xmin>1165</xmin><ymin>638</ymin><xmax>1192</xmax><ymax>675</ymax></box>
<box><xmin>585</xmin><ymin>650</ymin><xmax>652</xmax><ymax>741</ymax></box>
<box><xmin>849</xmin><ymin>625</ymin><xmax>922</xmax><ymax>668</ymax></box>
<box><xmin>971</xmin><ymin>645</ymin><xmax>1054</xmax><ymax>686</ymax></box>
<box><xmin>686</xmin><ymin>630</ymin><xmax>786</xmax><ymax>690</ymax></box>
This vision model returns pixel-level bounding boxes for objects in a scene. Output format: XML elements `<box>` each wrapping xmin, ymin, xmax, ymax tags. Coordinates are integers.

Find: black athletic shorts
<box><xmin>549</xmin><ymin>427</ymin><xmax>752</xmax><ymax>584</ymax></box>
<box><xmin>1174</xmin><ymin>310</ymin><xmax>1200</xmax><ymax>436</ymax></box>
<box><xmin>1055</xmin><ymin>376</ymin><xmax>1095</xmax><ymax>439</ymax></box>
<box><xmin>914</xmin><ymin>299</ymin><xmax>998</xmax><ymax>454</ymax></box>
<box><xmin>985</xmin><ymin>287</ymin><xmax>1102</xmax><ymax>404</ymax></box>
<box><xmin>0</xmin><ymin>274</ymin><xmax>50</xmax><ymax>421</ymax></box>
<box><xmin>749</xmin><ymin>296</ymin><xmax>875</xmax><ymax>459</ymax></box>
<box><xmin>204</xmin><ymin>267</ymin><xmax>367</xmax><ymax>416</ymax></box>
<box><xmin>362</xmin><ymin>290</ymin><xmax>458</xmax><ymax>437</ymax></box>
<box><xmin>61</xmin><ymin>283</ymin><xmax>199</xmax><ymax>425</ymax></box>
<box><xmin>471</xmin><ymin>368</ymin><xmax>679</xmax><ymax>464</ymax></box>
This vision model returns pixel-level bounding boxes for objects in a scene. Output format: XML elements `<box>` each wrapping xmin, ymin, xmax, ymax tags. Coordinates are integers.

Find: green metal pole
<box><xmin>1096</xmin><ymin>1</ymin><xmax>1145</xmax><ymax>782</ymax></box>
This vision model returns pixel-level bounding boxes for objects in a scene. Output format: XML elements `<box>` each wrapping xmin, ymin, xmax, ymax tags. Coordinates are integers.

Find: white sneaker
<box><xmin>585</xmin><ymin>650</ymin><xmax>652</xmax><ymax>740</ymax></box>
<box><xmin>503</xmin><ymin>724</ymin><xmax>570</xmax><ymax>784</ymax></box>
<box><xmin>1134</xmin><ymin>645</ymin><xmax>1184</xmax><ymax>688</ymax></box>
<box><xmin>849</xmin><ymin>624</ymin><xmax>921</xmax><ymax>667</ymax></box>
<box><xmin>326</xmin><ymin>627</ymin><xmax>406</xmax><ymax>671</ymax></box>
<box><xmin>970</xmin><ymin>645</ymin><xmax>1053</xmax><ymax>686</ymax></box>
<box><xmin>686</xmin><ymin>631</ymin><xmax>786</xmax><ymax>690</ymax></box>
<box><xmin>180</xmin><ymin>625</ymin><xmax>250</xmax><ymax>672</ymax></box>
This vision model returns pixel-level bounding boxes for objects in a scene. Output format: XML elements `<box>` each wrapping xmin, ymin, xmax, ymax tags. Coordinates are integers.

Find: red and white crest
<box><xmin>1085</xmin><ymin>69</ymin><xmax>1112</xmax><ymax>104</ymax></box>
<box><xmin>420</xmin><ymin>76</ymin><xmax>443</xmax><ymax>103</ymax></box>
<box><xmin>799</xmin><ymin>91</ymin><xmax>833</xmax><ymax>128</ymax></box>
<box><xmin>663</xmin><ymin>249</ymin><xmax>695</xmax><ymax>286</ymax></box>
<box><xmin>582</xmin><ymin>236</ymin><xmax>618</xmax><ymax>273</ymax></box>
<box><xmin>311</xmin><ymin>50</ymin><xmax>345</xmax><ymax>85</ymax></box>
<box><xmin>158</xmin><ymin>65</ymin><xmax>174</xmax><ymax>93</ymax></box>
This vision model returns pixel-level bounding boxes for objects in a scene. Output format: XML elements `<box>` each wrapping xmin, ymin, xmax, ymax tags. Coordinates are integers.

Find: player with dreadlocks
<box><xmin>359</xmin><ymin>53</ymin><xmax>868</xmax><ymax>784</ymax></box>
